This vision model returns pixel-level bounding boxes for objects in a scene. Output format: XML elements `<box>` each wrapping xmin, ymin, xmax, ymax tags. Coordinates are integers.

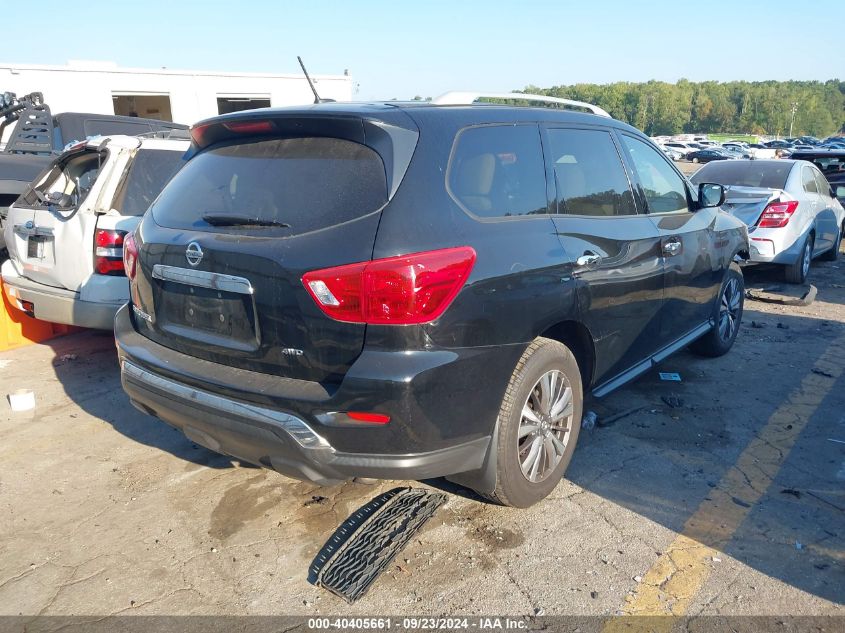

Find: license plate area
<box><xmin>27</xmin><ymin>235</ymin><xmax>51</xmax><ymax>260</ymax></box>
<box><xmin>157</xmin><ymin>280</ymin><xmax>260</xmax><ymax>352</ymax></box>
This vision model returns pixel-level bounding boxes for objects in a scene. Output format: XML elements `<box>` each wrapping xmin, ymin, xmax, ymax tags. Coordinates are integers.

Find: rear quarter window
<box><xmin>151</xmin><ymin>137</ymin><xmax>387</xmax><ymax>235</ymax></box>
<box><xmin>111</xmin><ymin>149</ymin><xmax>186</xmax><ymax>217</ymax></box>
<box><xmin>447</xmin><ymin>124</ymin><xmax>548</xmax><ymax>218</ymax></box>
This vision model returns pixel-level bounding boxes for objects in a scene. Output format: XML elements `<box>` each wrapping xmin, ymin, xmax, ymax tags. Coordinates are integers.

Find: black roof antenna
<box><xmin>298</xmin><ymin>56</ymin><xmax>335</xmax><ymax>104</ymax></box>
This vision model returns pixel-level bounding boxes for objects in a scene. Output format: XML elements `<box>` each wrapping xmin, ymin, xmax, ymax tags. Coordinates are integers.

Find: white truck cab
<box><xmin>1</xmin><ymin>134</ymin><xmax>188</xmax><ymax>329</ymax></box>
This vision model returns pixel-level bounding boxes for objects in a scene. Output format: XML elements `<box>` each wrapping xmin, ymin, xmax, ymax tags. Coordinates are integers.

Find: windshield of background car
<box><xmin>690</xmin><ymin>161</ymin><xmax>791</xmax><ymax>189</ymax></box>
<box><xmin>111</xmin><ymin>149</ymin><xmax>186</xmax><ymax>217</ymax></box>
<box><xmin>150</xmin><ymin>136</ymin><xmax>387</xmax><ymax>235</ymax></box>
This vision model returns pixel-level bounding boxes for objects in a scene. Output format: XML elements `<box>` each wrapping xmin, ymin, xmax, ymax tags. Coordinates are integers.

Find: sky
<box><xmin>3</xmin><ymin>0</ymin><xmax>839</xmax><ymax>100</ymax></box>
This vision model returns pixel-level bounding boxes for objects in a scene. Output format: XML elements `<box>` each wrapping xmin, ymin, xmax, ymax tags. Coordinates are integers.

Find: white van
<box><xmin>1</xmin><ymin>134</ymin><xmax>188</xmax><ymax>328</ymax></box>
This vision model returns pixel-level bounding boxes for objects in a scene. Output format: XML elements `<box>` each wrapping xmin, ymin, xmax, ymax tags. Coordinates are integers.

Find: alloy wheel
<box><xmin>517</xmin><ymin>370</ymin><xmax>574</xmax><ymax>483</ymax></box>
<box><xmin>718</xmin><ymin>278</ymin><xmax>741</xmax><ymax>342</ymax></box>
<box><xmin>802</xmin><ymin>240</ymin><xmax>812</xmax><ymax>277</ymax></box>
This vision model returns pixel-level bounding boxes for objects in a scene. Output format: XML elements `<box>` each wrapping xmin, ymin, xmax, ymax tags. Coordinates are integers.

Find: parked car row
<box><xmin>656</xmin><ymin>134</ymin><xmax>845</xmax><ymax>163</ymax></box>
<box><xmin>658</xmin><ymin>140</ymin><xmax>760</xmax><ymax>162</ymax></box>
<box><xmin>2</xmin><ymin>92</ymin><xmax>842</xmax><ymax>508</ymax></box>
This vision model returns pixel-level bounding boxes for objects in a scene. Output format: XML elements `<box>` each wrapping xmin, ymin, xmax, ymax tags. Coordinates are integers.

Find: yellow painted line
<box><xmin>603</xmin><ymin>332</ymin><xmax>845</xmax><ymax>631</ymax></box>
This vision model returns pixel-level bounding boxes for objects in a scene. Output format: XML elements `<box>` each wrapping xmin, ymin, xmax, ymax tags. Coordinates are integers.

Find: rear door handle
<box><xmin>663</xmin><ymin>240</ymin><xmax>682</xmax><ymax>256</ymax></box>
<box><xmin>576</xmin><ymin>252</ymin><xmax>602</xmax><ymax>267</ymax></box>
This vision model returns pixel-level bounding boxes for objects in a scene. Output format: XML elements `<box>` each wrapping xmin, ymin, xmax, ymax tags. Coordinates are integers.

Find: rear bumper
<box><xmin>747</xmin><ymin>225</ymin><xmax>810</xmax><ymax>265</ymax></box>
<box><xmin>1</xmin><ymin>260</ymin><xmax>123</xmax><ymax>329</ymax></box>
<box><xmin>114</xmin><ymin>303</ymin><xmax>520</xmax><ymax>485</ymax></box>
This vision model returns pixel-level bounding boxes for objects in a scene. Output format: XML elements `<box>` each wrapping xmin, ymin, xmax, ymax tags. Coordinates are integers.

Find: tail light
<box><xmin>302</xmin><ymin>247</ymin><xmax>476</xmax><ymax>325</ymax></box>
<box><xmin>758</xmin><ymin>200</ymin><xmax>799</xmax><ymax>228</ymax></box>
<box><xmin>94</xmin><ymin>229</ymin><xmax>128</xmax><ymax>276</ymax></box>
<box><xmin>346</xmin><ymin>412</ymin><xmax>391</xmax><ymax>425</ymax></box>
<box><xmin>191</xmin><ymin>120</ymin><xmax>274</xmax><ymax>146</ymax></box>
<box><xmin>123</xmin><ymin>231</ymin><xmax>139</xmax><ymax>280</ymax></box>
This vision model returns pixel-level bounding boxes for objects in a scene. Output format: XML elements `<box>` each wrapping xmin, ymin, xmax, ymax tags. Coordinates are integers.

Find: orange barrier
<box><xmin>0</xmin><ymin>278</ymin><xmax>82</xmax><ymax>351</ymax></box>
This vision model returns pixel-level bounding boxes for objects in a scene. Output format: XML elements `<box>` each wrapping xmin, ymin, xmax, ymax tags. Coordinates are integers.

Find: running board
<box><xmin>311</xmin><ymin>487</ymin><xmax>447</xmax><ymax>603</ymax></box>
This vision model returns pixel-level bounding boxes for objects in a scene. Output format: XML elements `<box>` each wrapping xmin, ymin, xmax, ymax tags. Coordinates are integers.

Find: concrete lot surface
<box><xmin>0</xmin><ymin>258</ymin><xmax>843</xmax><ymax>620</ymax></box>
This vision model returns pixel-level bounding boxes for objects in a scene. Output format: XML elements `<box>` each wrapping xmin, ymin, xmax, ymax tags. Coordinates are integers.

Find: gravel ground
<box><xmin>0</xmin><ymin>251</ymin><xmax>843</xmax><ymax>622</ymax></box>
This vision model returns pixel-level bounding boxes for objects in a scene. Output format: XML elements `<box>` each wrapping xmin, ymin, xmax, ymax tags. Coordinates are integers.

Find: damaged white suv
<box><xmin>1</xmin><ymin>134</ymin><xmax>188</xmax><ymax>328</ymax></box>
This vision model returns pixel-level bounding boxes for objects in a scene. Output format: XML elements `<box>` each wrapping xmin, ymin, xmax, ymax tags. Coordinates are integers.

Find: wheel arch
<box><xmin>446</xmin><ymin>320</ymin><xmax>595</xmax><ymax>497</ymax></box>
<box><xmin>538</xmin><ymin>320</ymin><xmax>595</xmax><ymax>391</ymax></box>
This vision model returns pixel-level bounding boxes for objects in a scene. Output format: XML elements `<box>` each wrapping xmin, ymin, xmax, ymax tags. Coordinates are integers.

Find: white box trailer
<box><xmin>0</xmin><ymin>60</ymin><xmax>354</xmax><ymax>133</ymax></box>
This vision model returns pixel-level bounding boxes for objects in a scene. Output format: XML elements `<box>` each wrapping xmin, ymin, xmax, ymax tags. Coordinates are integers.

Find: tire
<box><xmin>784</xmin><ymin>233</ymin><xmax>813</xmax><ymax>284</ymax></box>
<box><xmin>690</xmin><ymin>263</ymin><xmax>744</xmax><ymax>358</ymax></box>
<box><xmin>692</xmin><ymin>157</ymin><xmax>700</xmax><ymax>163</ymax></box>
<box><xmin>819</xmin><ymin>224</ymin><xmax>842</xmax><ymax>262</ymax></box>
<box><xmin>484</xmin><ymin>338</ymin><xmax>583</xmax><ymax>508</ymax></box>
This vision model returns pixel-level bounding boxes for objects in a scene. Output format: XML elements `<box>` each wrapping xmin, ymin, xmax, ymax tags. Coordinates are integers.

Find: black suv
<box><xmin>115</xmin><ymin>95</ymin><xmax>748</xmax><ymax>507</ymax></box>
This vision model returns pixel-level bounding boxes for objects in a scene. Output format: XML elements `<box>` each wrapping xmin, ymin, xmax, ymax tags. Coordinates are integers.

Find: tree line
<box><xmin>517</xmin><ymin>79</ymin><xmax>844</xmax><ymax>137</ymax></box>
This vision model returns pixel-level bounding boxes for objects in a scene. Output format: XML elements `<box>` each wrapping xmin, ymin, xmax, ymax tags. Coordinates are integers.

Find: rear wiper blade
<box><xmin>201</xmin><ymin>213</ymin><xmax>291</xmax><ymax>228</ymax></box>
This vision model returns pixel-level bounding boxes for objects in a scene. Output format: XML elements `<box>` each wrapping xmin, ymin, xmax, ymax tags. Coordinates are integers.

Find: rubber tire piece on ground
<box><xmin>484</xmin><ymin>337</ymin><xmax>583</xmax><ymax>508</ymax></box>
<box><xmin>785</xmin><ymin>234</ymin><xmax>813</xmax><ymax>284</ymax></box>
<box><xmin>690</xmin><ymin>262</ymin><xmax>744</xmax><ymax>358</ymax></box>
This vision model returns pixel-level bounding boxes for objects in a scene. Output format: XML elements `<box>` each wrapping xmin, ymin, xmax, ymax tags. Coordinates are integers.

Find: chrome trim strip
<box><xmin>122</xmin><ymin>360</ymin><xmax>332</xmax><ymax>450</ymax></box>
<box><xmin>151</xmin><ymin>265</ymin><xmax>254</xmax><ymax>295</ymax></box>
<box><xmin>592</xmin><ymin>321</ymin><xmax>712</xmax><ymax>398</ymax></box>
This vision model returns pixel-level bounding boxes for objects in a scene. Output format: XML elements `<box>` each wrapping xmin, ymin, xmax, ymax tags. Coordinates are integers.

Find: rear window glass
<box><xmin>448</xmin><ymin>125</ymin><xmax>548</xmax><ymax>218</ymax></box>
<box><xmin>801</xmin><ymin>167</ymin><xmax>818</xmax><ymax>193</ymax></box>
<box><xmin>151</xmin><ymin>137</ymin><xmax>387</xmax><ymax>234</ymax></box>
<box><xmin>17</xmin><ymin>151</ymin><xmax>103</xmax><ymax>208</ymax></box>
<box><xmin>691</xmin><ymin>161</ymin><xmax>791</xmax><ymax>189</ymax></box>
<box><xmin>112</xmin><ymin>149</ymin><xmax>186</xmax><ymax>217</ymax></box>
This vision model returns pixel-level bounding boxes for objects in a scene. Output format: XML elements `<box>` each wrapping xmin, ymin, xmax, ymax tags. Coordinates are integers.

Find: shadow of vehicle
<box><xmin>42</xmin><ymin>329</ymin><xmax>234</xmax><ymax>470</ymax></box>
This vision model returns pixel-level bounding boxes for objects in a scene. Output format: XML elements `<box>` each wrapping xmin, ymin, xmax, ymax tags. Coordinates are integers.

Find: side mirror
<box><xmin>46</xmin><ymin>191</ymin><xmax>74</xmax><ymax>209</ymax></box>
<box><xmin>698</xmin><ymin>182</ymin><xmax>725</xmax><ymax>208</ymax></box>
<box><xmin>837</xmin><ymin>185</ymin><xmax>845</xmax><ymax>199</ymax></box>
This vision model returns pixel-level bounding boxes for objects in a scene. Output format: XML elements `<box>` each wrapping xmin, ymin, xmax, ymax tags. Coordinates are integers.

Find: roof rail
<box><xmin>431</xmin><ymin>91</ymin><xmax>611</xmax><ymax>118</ymax></box>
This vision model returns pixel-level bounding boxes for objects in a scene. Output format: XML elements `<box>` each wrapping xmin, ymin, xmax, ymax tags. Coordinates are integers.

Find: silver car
<box><xmin>691</xmin><ymin>159</ymin><xmax>845</xmax><ymax>283</ymax></box>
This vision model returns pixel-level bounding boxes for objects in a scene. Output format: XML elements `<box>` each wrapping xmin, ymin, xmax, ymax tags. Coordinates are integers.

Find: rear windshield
<box><xmin>17</xmin><ymin>150</ymin><xmax>103</xmax><ymax>208</ymax></box>
<box><xmin>150</xmin><ymin>137</ymin><xmax>387</xmax><ymax>234</ymax></box>
<box><xmin>691</xmin><ymin>161</ymin><xmax>791</xmax><ymax>189</ymax></box>
<box><xmin>112</xmin><ymin>149</ymin><xmax>186</xmax><ymax>217</ymax></box>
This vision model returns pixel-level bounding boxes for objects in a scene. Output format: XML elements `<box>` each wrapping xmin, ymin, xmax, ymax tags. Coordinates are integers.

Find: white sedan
<box><xmin>691</xmin><ymin>159</ymin><xmax>845</xmax><ymax>283</ymax></box>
